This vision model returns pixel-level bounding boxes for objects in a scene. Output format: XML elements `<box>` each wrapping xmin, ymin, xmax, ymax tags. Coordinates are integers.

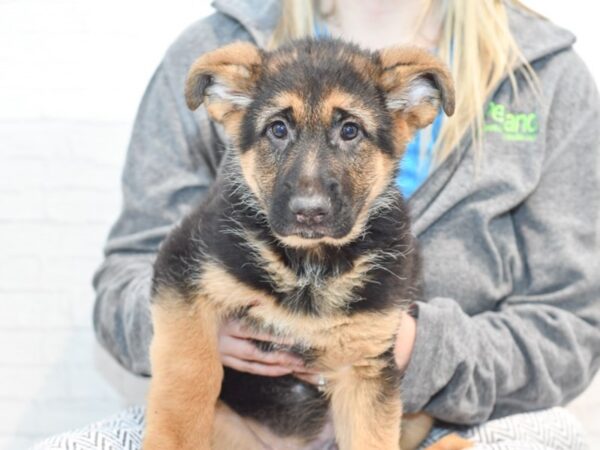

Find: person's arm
<box><xmin>400</xmin><ymin>52</ymin><xmax>600</xmax><ymax>423</ymax></box>
<box><xmin>92</xmin><ymin>54</ymin><xmax>220</xmax><ymax>374</ymax></box>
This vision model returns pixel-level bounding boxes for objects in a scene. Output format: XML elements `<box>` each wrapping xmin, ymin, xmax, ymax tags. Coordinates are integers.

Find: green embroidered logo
<box><xmin>484</xmin><ymin>101</ymin><xmax>538</xmax><ymax>142</ymax></box>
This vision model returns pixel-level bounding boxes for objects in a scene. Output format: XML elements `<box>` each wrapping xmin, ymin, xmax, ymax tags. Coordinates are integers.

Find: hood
<box><xmin>212</xmin><ymin>0</ymin><xmax>575</xmax><ymax>64</ymax></box>
<box><xmin>212</xmin><ymin>0</ymin><xmax>281</xmax><ymax>47</ymax></box>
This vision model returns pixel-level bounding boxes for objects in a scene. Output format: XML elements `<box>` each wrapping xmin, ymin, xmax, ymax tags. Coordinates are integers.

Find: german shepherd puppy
<box><xmin>143</xmin><ymin>39</ymin><xmax>466</xmax><ymax>450</ymax></box>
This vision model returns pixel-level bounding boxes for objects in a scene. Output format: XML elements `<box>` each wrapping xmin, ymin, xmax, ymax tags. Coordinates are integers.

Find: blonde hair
<box><xmin>270</xmin><ymin>0</ymin><xmax>539</xmax><ymax>164</ymax></box>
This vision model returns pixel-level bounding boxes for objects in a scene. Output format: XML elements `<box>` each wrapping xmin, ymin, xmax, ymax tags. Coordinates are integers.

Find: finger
<box><xmin>292</xmin><ymin>366</ymin><xmax>320</xmax><ymax>375</ymax></box>
<box><xmin>224</xmin><ymin>320</ymin><xmax>296</xmax><ymax>346</ymax></box>
<box><xmin>221</xmin><ymin>355</ymin><xmax>294</xmax><ymax>377</ymax></box>
<box><xmin>220</xmin><ymin>319</ymin><xmax>246</xmax><ymax>337</ymax></box>
<box><xmin>220</xmin><ymin>335</ymin><xmax>304</xmax><ymax>368</ymax></box>
<box><xmin>293</xmin><ymin>372</ymin><xmax>321</xmax><ymax>385</ymax></box>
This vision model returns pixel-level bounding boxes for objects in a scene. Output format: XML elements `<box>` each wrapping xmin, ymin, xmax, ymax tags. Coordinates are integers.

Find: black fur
<box><xmin>220</xmin><ymin>367</ymin><xmax>329</xmax><ymax>439</ymax></box>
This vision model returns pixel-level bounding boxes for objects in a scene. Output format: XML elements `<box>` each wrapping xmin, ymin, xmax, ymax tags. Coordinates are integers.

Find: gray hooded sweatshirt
<box><xmin>93</xmin><ymin>0</ymin><xmax>600</xmax><ymax>424</ymax></box>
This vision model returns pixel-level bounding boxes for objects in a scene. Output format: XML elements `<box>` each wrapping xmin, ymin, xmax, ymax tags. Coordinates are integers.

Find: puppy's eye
<box><xmin>340</xmin><ymin>122</ymin><xmax>360</xmax><ymax>141</ymax></box>
<box><xmin>270</xmin><ymin>121</ymin><xmax>288</xmax><ymax>139</ymax></box>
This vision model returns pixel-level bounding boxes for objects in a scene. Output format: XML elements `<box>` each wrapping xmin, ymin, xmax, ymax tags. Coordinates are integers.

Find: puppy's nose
<box><xmin>289</xmin><ymin>195</ymin><xmax>331</xmax><ymax>225</ymax></box>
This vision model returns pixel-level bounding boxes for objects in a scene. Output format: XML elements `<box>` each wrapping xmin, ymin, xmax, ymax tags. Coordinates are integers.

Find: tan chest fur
<box><xmin>197</xmin><ymin>253</ymin><xmax>402</xmax><ymax>371</ymax></box>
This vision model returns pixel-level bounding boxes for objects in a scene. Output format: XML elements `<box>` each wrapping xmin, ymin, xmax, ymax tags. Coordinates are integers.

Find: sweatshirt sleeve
<box><xmin>92</xmin><ymin>60</ymin><xmax>219</xmax><ymax>375</ymax></box>
<box><xmin>400</xmin><ymin>53</ymin><xmax>600</xmax><ymax>423</ymax></box>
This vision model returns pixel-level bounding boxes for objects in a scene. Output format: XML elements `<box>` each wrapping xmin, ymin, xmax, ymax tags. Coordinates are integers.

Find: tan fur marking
<box><xmin>252</xmin><ymin>91</ymin><xmax>307</xmax><ymax>135</ymax></box>
<box><xmin>274</xmin><ymin>91</ymin><xmax>307</xmax><ymax>123</ymax></box>
<box><xmin>316</xmin><ymin>253</ymin><xmax>385</xmax><ymax>314</ymax></box>
<box><xmin>241</xmin><ymin>230</ymin><xmax>400</xmax><ymax>316</ymax></box>
<box><xmin>347</xmin><ymin>151</ymin><xmax>396</xmax><ymax>235</ymax></box>
<box><xmin>198</xmin><ymin>261</ymin><xmax>277</xmax><ymax>315</ymax></box>
<box><xmin>242</xmin><ymin>232</ymin><xmax>299</xmax><ymax>292</ymax></box>
<box><xmin>238</xmin><ymin>150</ymin><xmax>270</xmax><ymax>211</ymax></box>
<box><xmin>328</xmin><ymin>363</ymin><xmax>402</xmax><ymax>450</ymax></box>
<box><xmin>209</xmin><ymin>107</ymin><xmax>245</xmax><ymax>140</ymax></box>
<box><xmin>146</xmin><ymin>271</ymin><xmax>406</xmax><ymax>449</ymax></box>
<box><xmin>392</xmin><ymin>115</ymin><xmax>413</xmax><ymax>158</ymax></box>
<box><xmin>144</xmin><ymin>293</ymin><xmax>222</xmax><ymax>450</ymax></box>
<box><xmin>320</xmin><ymin>89</ymin><xmax>378</xmax><ymax>133</ymax></box>
<box><xmin>197</xmin><ymin>260</ymin><xmax>401</xmax><ymax>365</ymax></box>
<box><xmin>275</xmin><ymin>234</ymin><xmax>331</xmax><ymax>249</ymax></box>
<box><xmin>316</xmin><ymin>310</ymin><xmax>401</xmax><ymax>370</ymax></box>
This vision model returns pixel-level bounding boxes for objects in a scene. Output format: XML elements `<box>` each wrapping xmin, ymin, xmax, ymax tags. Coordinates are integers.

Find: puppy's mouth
<box><xmin>274</xmin><ymin>223</ymin><xmax>345</xmax><ymax>239</ymax></box>
<box><xmin>271</xmin><ymin>221</ymin><xmax>357</xmax><ymax>248</ymax></box>
<box><xmin>289</xmin><ymin>227</ymin><xmax>327</xmax><ymax>240</ymax></box>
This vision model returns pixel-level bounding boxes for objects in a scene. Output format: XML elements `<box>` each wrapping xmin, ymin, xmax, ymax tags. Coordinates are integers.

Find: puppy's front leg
<box><xmin>329</xmin><ymin>358</ymin><xmax>402</xmax><ymax>450</ymax></box>
<box><xmin>143</xmin><ymin>293</ymin><xmax>223</xmax><ymax>450</ymax></box>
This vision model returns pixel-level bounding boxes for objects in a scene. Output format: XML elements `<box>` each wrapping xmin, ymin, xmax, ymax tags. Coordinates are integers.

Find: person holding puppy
<box><xmin>36</xmin><ymin>0</ymin><xmax>599</xmax><ymax>449</ymax></box>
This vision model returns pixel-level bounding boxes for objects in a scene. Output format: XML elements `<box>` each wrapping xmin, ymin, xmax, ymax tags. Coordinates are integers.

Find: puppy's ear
<box><xmin>378</xmin><ymin>46</ymin><xmax>455</xmax><ymax>130</ymax></box>
<box><xmin>185</xmin><ymin>41</ymin><xmax>262</xmax><ymax>123</ymax></box>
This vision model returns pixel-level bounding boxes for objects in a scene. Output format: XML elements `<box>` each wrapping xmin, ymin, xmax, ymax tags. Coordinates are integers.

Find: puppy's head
<box><xmin>185</xmin><ymin>39</ymin><xmax>454</xmax><ymax>248</ymax></box>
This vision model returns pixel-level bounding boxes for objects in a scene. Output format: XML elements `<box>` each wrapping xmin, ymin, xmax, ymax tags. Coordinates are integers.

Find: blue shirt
<box><xmin>396</xmin><ymin>113</ymin><xmax>442</xmax><ymax>198</ymax></box>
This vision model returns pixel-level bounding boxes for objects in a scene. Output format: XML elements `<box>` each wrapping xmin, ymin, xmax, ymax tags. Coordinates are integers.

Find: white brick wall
<box><xmin>0</xmin><ymin>120</ymin><xmax>150</xmax><ymax>450</ymax></box>
<box><xmin>0</xmin><ymin>1</ymin><xmax>598</xmax><ymax>449</ymax></box>
<box><xmin>0</xmin><ymin>1</ymin><xmax>213</xmax><ymax>448</ymax></box>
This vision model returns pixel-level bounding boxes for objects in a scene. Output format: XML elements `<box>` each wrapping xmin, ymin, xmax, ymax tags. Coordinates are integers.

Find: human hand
<box><xmin>394</xmin><ymin>310</ymin><xmax>417</xmax><ymax>372</ymax></box>
<box><xmin>218</xmin><ymin>319</ymin><xmax>320</xmax><ymax>383</ymax></box>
